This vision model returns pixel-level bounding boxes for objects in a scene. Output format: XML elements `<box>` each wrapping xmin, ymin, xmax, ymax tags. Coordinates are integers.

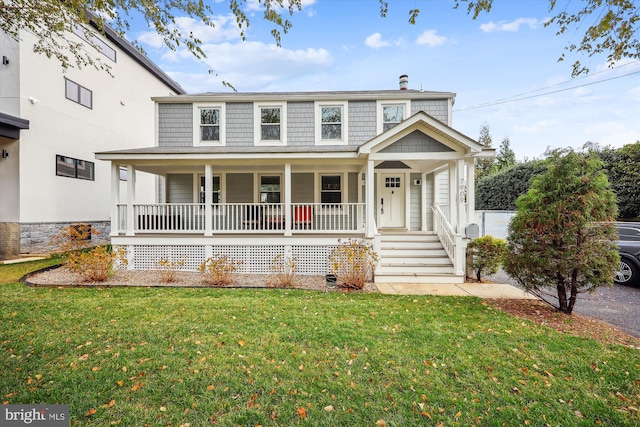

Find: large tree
<box><xmin>0</xmin><ymin>0</ymin><xmax>301</xmax><ymax>74</ymax></box>
<box><xmin>503</xmin><ymin>149</ymin><xmax>619</xmax><ymax>314</ymax></box>
<box><xmin>2</xmin><ymin>1</ymin><xmax>638</xmax><ymax>77</ymax></box>
<box><xmin>475</xmin><ymin>123</ymin><xmax>495</xmax><ymax>181</ymax></box>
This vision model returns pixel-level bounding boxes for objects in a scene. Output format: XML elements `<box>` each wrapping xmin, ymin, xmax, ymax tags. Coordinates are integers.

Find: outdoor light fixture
<box><xmin>1</xmin><ymin>149</ymin><xmax>9</xmax><ymax>159</ymax></box>
<box><xmin>2</xmin><ymin>56</ymin><xmax>8</xmax><ymax>65</ymax></box>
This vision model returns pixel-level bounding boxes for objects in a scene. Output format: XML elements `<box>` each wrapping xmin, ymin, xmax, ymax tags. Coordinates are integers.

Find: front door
<box><xmin>379</xmin><ymin>174</ymin><xmax>405</xmax><ymax>228</ymax></box>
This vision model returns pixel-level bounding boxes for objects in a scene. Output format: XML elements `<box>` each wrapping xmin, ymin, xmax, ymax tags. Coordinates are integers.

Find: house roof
<box><xmin>152</xmin><ymin>89</ymin><xmax>456</xmax><ymax>103</ymax></box>
<box><xmin>88</xmin><ymin>19</ymin><xmax>185</xmax><ymax>95</ymax></box>
<box><xmin>0</xmin><ymin>112</ymin><xmax>29</xmax><ymax>139</ymax></box>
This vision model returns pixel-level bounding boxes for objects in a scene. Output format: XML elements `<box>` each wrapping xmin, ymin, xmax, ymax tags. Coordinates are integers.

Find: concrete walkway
<box><xmin>376</xmin><ymin>282</ymin><xmax>536</xmax><ymax>299</ymax></box>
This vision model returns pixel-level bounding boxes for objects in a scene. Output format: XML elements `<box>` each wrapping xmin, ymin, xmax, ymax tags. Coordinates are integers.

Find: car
<box><xmin>615</xmin><ymin>222</ymin><xmax>640</xmax><ymax>287</ymax></box>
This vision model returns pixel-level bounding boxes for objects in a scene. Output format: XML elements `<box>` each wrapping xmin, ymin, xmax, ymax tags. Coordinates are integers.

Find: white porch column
<box><xmin>126</xmin><ymin>165</ymin><xmax>136</xmax><ymax>236</ymax></box>
<box><xmin>456</xmin><ymin>159</ymin><xmax>466</xmax><ymax>231</ymax></box>
<box><xmin>448</xmin><ymin>162</ymin><xmax>457</xmax><ymax>231</ymax></box>
<box><xmin>466</xmin><ymin>158</ymin><xmax>475</xmax><ymax>226</ymax></box>
<box><xmin>204</xmin><ymin>164</ymin><xmax>213</xmax><ymax>236</ymax></box>
<box><xmin>421</xmin><ymin>172</ymin><xmax>428</xmax><ymax>232</ymax></box>
<box><xmin>365</xmin><ymin>159</ymin><xmax>375</xmax><ymax>238</ymax></box>
<box><xmin>284</xmin><ymin>163</ymin><xmax>292</xmax><ymax>236</ymax></box>
<box><xmin>110</xmin><ymin>163</ymin><xmax>120</xmax><ymax>236</ymax></box>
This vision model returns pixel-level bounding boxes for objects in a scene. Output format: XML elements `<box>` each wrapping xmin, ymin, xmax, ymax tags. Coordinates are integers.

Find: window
<box><xmin>200</xmin><ymin>108</ymin><xmax>220</xmax><ymax>141</ymax></box>
<box><xmin>73</xmin><ymin>25</ymin><xmax>117</xmax><ymax>62</ymax></box>
<box><xmin>56</xmin><ymin>155</ymin><xmax>94</xmax><ymax>180</ymax></box>
<box><xmin>193</xmin><ymin>104</ymin><xmax>225</xmax><ymax>145</ymax></box>
<box><xmin>385</xmin><ymin>176</ymin><xmax>401</xmax><ymax>188</ymax></box>
<box><xmin>382</xmin><ymin>105</ymin><xmax>404</xmax><ymax>131</ymax></box>
<box><xmin>254</xmin><ymin>103</ymin><xmax>286</xmax><ymax>145</ymax></box>
<box><xmin>321</xmin><ymin>175</ymin><xmax>342</xmax><ymax>204</ymax></box>
<box><xmin>260</xmin><ymin>176</ymin><xmax>281</xmax><ymax>203</ymax></box>
<box><xmin>315</xmin><ymin>101</ymin><xmax>348</xmax><ymax>144</ymax></box>
<box><xmin>65</xmin><ymin>79</ymin><xmax>92</xmax><ymax>109</ymax></box>
<box><xmin>199</xmin><ymin>176</ymin><xmax>221</xmax><ymax>204</ymax></box>
<box><xmin>377</xmin><ymin>100</ymin><xmax>410</xmax><ymax>134</ymax></box>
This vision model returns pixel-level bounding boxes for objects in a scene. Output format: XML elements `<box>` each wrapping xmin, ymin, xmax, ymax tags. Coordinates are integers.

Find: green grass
<box><xmin>1</xmin><ymin>261</ymin><xmax>639</xmax><ymax>426</ymax></box>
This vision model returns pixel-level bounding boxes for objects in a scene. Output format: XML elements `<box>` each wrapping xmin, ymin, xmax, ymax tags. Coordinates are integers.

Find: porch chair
<box><xmin>242</xmin><ymin>205</ymin><xmax>262</xmax><ymax>230</ymax></box>
<box><xmin>293</xmin><ymin>205</ymin><xmax>313</xmax><ymax>230</ymax></box>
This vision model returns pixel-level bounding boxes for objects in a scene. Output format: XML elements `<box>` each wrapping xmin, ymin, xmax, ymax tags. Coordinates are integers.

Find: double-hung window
<box><xmin>315</xmin><ymin>101</ymin><xmax>348</xmax><ymax>144</ymax></box>
<box><xmin>260</xmin><ymin>176</ymin><xmax>281</xmax><ymax>203</ymax></box>
<box><xmin>321</xmin><ymin>175</ymin><xmax>342</xmax><ymax>204</ymax></box>
<box><xmin>254</xmin><ymin>103</ymin><xmax>286</xmax><ymax>145</ymax></box>
<box><xmin>199</xmin><ymin>176</ymin><xmax>221</xmax><ymax>204</ymax></box>
<box><xmin>194</xmin><ymin>104</ymin><xmax>225</xmax><ymax>145</ymax></box>
<box><xmin>376</xmin><ymin>100</ymin><xmax>410</xmax><ymax>134</ymax></box>
<box><xmin>65</xmin><ymin>79</ymin><xmax>92</xmax><ymax>109</ymax></box>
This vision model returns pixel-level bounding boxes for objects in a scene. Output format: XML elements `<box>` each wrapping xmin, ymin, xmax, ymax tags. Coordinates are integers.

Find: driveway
<box><xmin>489</xmin><ymin>270</ymin><xmax>640</xmax><ymax>338</ymax></box>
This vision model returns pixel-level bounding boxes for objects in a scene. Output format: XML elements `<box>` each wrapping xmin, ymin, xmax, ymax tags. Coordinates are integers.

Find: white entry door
<box><xmin>379</xmin><ymin>174</ymin><xmax>405</xmax><ymax>228</ymax></box>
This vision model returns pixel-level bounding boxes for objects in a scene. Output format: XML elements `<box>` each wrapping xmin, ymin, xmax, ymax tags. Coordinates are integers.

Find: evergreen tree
<box><xmin>475</xmin><ymin>123</ymin><xmax>496</xmax><ymax>181</ymax></box>
<box><xmin>495</xmin><ymin>137</ymin><xmax>516</xmax><ymax>171</ymax></box>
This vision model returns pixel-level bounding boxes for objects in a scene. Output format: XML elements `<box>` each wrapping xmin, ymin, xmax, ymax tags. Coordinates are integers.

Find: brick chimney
<box><xmin>399</xmin><ymin>74</ymin><xmax>408</xmax><ymax>90</ymax></box>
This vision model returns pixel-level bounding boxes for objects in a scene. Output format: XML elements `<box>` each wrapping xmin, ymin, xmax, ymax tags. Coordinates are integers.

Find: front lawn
<box><xmin>1</xmin><ymin>260</ymin><xmax>639</xmax><ymax>426</ymax></box>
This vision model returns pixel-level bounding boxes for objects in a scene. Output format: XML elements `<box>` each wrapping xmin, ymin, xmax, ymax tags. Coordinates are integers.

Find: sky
<box><xmin>129</xmin><ymin>0</ymin><xmax>640</xmax><ymax>160</ymax></box>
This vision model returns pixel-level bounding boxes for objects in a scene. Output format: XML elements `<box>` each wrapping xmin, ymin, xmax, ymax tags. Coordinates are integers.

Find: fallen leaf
<box><xmin>296</xmin><ymin>407</ymin><xmax>307</xmax><ymax>418</ymax></box>
<box><xmin>238</xmin><ymin>340</ymin><xmax>245</xmax><ymax>347</ymax></box>
<box><xmin>206</xmin><ymin>385</ymin><xmax>215</xmax><ymax>391</ymax></box>
<box><xmin>85</xmin><ymin>408</ymin><xmax>96</xmax><ymax>417</ymax></box>
<box><xmin>324</xmin><ymin>405</ymin><xmax>334</xmax><ymax>412</ymax></box>
<box><xmin>34</xmin><ymin>374</ymin><xmax>42</xmax><ymax>380</ymax></box>
<box><xmin>116</xmin><ymin>381</ymin><xmax>124</xmax><ymax>387</ymax></box>
<box><xmin>79</xmin><ymin>354</ymin><xmax>89</xmax><ymax>361</ymax></box>
<box><xmin>421</xmin><ymin>411</ymin><xmax>432</xmax><ymax>419</ymax></box>
<box><xmin>92</xmin><ymin>367</ymin><xmax>100</xmax><ymax>372</ymax></box>
<box><xmin>376</xmin><ymin>420</ymin><xmax>388</xmax><ymax>427</ymax></box>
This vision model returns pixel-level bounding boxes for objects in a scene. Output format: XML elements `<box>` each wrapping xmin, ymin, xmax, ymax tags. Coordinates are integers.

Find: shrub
<box><xmin>53</xmin><ymin>223</ymin><xmax>122</xmax><ymax>282</ymax></box>
<box><xmin>329</xmin><ymin>239</ymin><xmax>378</xmax><ymax>290</ymax></box>
<box><xmin>466</xmin><ymin>235</ymin><xmax>507</xmax><ymax>282</ymax></box>
<box><xmin>199</xmin><ymin>255</ymin><xmax>240</xmax><ymax>287</ymax></box>
<box><xmin>157</xmin><ymin>258</ymin><xmax>186</xmax><ymax>283</ymax></box>
<box><xmin>267</xmin><ymin>254</ymin><xmax>297</xmax><ymax>288</ymax></box>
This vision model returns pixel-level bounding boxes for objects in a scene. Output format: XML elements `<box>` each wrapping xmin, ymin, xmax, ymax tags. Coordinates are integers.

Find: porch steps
<box><xmin>375</xmin><ymin>234</ymin><xmax>463</xmax><ymax>284</ymax></box>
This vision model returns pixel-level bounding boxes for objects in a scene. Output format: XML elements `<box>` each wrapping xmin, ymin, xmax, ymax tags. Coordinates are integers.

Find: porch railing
<box><xmin>116</xmin><ymin>203</ymin><xmax>365</xmax><ymax>234</ymax></box>
<box><xmin>432</xmin><ymin>204</ymin><xmax>465</xmax><ymax>275</ymax></box>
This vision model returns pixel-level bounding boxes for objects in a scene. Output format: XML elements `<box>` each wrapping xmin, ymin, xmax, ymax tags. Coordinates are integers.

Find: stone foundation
<box><xmin>20</xmin><ymin>221</ymin><xmax>111</xmax><ymax>254</ymax></box>
<box><xmin>0</xmin><ymin>222</ymin><xmax>20</xmax><ymax>260</ymax></box>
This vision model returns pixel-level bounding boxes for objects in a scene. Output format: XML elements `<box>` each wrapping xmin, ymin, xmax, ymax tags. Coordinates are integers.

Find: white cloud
<box><xmin>162</xmin><ymin>41</ymin><xmax>333</xmax><ymax>92</ymax></box>
<box><xmin>365</xmin><ymin>32</ymin><xmax>390</xmax><ymax>49</ymax></box>
<box><xmin>364</xmin><ymin>33</ymin><xmax>405</xmax><ymax>49</ymax></box>
<box><xmin>480</xmin><ymin>18</ymin><xmax>542</xmax><ymax>33</ymax></box>
<box><xmin>136</xmin><ymin>14</ymin><xmax>242</xmax><ymax>50</ymax></box>
<box><xmin>415</xmin><ymin>29</ymin><xmax>447</xmax><ymax>47</ymax></box>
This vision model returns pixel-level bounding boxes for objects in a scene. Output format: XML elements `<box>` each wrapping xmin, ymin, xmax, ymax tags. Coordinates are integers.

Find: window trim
<box><xmin>56</xmin><ymin>155</ymin><xmax>95</xmax><ymax>181</ymax></box>
<box><xmin>65</xmin><ymin>79</ymin><xmax>93</xmax><ymax>109</ymax></box>
<box><xmin>376</xmin><ymin>100</ymin><xmax>410</xmax><ymax>134</ymax></box>
<box><xmin>319</xmin><ymin>174</ymin><xmax>343</xmax><ymax>205</ymax></box>
<box><xmin>198</xmin><ymin>174</ymin><xmax>222</xmax><ymax>204</ymax></box>
<box><xmin>259</xmin><ymin>174</ymin><xmax>282</xmax><ymax>204</ymax></box>
<box><xmin>315</xmin><ymin>101</ymin><xmax>348</xmax><ymax>145</ymax></box>
<box><xmin>193</xmin><ymin>103</ymin><xmax>226</xmax><ymax>146</ymax></box>
<box><xmin>254</xmin><ymin>102</ymin><xmax>287</xmax><ymax>146</ymax></box>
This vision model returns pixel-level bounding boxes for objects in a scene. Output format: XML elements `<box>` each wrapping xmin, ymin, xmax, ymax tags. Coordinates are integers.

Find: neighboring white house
<box><xmin>96</xmin><ymin>76</ymin><xmax>495</xmax><ymax>284</ymax></box>
<box><xmin>0</xmin><ymin>22</ymin><xmax>185</xmax><ymax>259</ymax></box>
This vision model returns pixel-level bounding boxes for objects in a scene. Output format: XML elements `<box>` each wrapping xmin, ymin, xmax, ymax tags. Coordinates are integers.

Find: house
<box><xmin>96</xmin><ymin>76</ymin><xmax>494</xmax><ymax>284</ymax></box>
<box><xmin>0</xmin><ymin>20</ymin><xmax>185</xmax><ymax>259</ymax></box>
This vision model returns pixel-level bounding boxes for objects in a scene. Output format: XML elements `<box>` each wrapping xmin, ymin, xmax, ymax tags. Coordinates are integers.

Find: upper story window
<box><xmin>56</xmin><ymin>155</ymin><xmax>95</xmax><ymax>181</ymax></box>
<box><xmin>315</xmin><ymin>101</ymin><xmax>348</xmax><ymax>145</ymax></box>
<box><xmin>193</xmin><ymin>103</ymin><xmax>225</xmax><ymax>146</ymax></box>
<box><xmin>254</xmin><ymin>103</ymin><xmax>287</xmax><ymax>145</ymax></box>
<box><xmin>377</xmin><ymin>100</ymin><xmax>410</xmax><ymax>134</ymax></box>
<box><xmin>65</xmin><ymin>79</ymin><xmax>92</xmax><ymax>109</ymax></box>
<box><xmin>73</xmin><ymin>25</ymin><xmax>117</xmax><ymax>62</ymax></box>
